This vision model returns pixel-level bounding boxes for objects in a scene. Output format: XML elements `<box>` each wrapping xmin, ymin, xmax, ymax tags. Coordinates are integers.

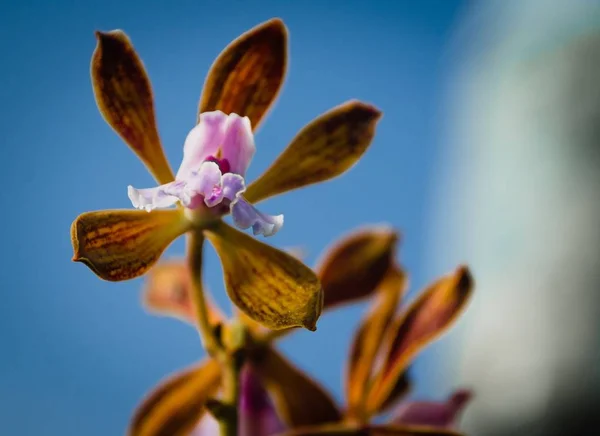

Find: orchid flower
<box><xmin>131</xmin><ymin>227</ymin><xmax>399</xmax><ymax>436</ymax></box>
<box><xmin>70</xmin><ymin>18</ymin><xmax>381</xmax><ymax>330</ymax></box>
<box><xmin>278</xmin><ymin>258</ymin><xmax>474</xmax><ymax>435</ymax></box>
<box><xmin>128</xmin><ymin>111</ymin><xmax>282</xmax><ymax>237</ymax></box>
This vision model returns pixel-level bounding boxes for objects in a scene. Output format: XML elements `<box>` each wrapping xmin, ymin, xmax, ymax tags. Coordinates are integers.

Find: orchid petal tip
<box><xmin>94</xmin><ymin>30</ymin><xmax>117</xmax><ymax>44</ymax></box>
<box><xmin>360</xmin><ymin>101</ymin><xmax>384</xmax><ymax>119</ymax></box>
<box><xmin>300</xmin><ymin>313</ymin><xmax>319</xmax><ymax>332</ymax></box>
<box><xmin>456</xmin><ymin>265</ymin><xmax>474</xmax><ymax>288</ymax></box>
<box><xmin>263</xmin><ymin>17</ymin><xmax>287</xmax><ymax>32</ymax></box>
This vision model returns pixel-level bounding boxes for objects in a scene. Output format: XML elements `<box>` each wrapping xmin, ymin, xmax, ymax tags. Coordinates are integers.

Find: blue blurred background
<box><xmin>3</xmin><ymin>0</ymin><xmax>600</xmax><ymax>435</ymax></box>
<box><xmin>0</xmin><ymin>1</ymin><xmax>466</xmax><ymax>434</ymax></box>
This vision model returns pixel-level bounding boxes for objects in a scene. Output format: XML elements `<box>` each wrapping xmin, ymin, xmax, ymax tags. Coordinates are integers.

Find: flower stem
<box><xmin>186</xmin><ymin>229</ymin><xmax>242</xmax><ymax>436</ymax></box>
<box><xmin>218</xmin><ymin>352</ymin><xmax>242</xmax><ymax>436</ymax></box>
<box><xmin>186</xmin><ymin>231</ymin><xmax>219</xmax><ymax>355</ymax></box>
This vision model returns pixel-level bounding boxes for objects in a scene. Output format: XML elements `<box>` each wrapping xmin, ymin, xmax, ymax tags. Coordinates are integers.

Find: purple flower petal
<box><xmin>231</xmin><ymin>198</ymin><xmax>283</xmax><ymax>237</ymax></box>
<box><xmin>239</xmin><ymin>367</ymin><xmax>285</xmax><ymax>436</ymax></box>
<box><xmin>222</xmin><ymin>173</ymin><xmax>246</xmax><ymax>201</ymax></box>
<box><xmin>189</xmin><ymin>367</ymin><xmax>284</xmax><ymax>436</ymax></box>
<box><xmin>220</xmin><ymin>114</ymin><xmax>255</xmax><ymax>177</ymax></box>
<box><xmin>187</xmin><ymin>161</ymin><xmax>224</xmax><ymax>207</ymax></box>
<box><xmin>176</xmin><ymin>111</ymin><xmax>229</xmax><ymax>179</ymax></box>
<box><xmin>128</xmin><ymin>180</ymin><xmax>192</xmax><ymax>211</ymax></box>
<box><xmin>392</xmin><ymin>389</ymin><xmax>472</xmax><ymax>429</ymax></box>
<box><xmin>127</xmin><ymin>111</ymin><xmax>284</xmax><ymax>235</ymax></box>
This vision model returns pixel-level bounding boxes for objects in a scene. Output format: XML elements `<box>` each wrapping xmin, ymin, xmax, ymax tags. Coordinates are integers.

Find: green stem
<box><xmin>186</xmin><ymin>229</ymin><xmax>241</xmax><ymax>436</ymax></box>
<box><xmin>186</xmin><ymin>231</ymin><xmax>219</xmax><ymax>355</ymax></box>
<box><xmin>218</xmin><ymin>352</ymin><xmax>242</xmax><ymax>436</ymax></box>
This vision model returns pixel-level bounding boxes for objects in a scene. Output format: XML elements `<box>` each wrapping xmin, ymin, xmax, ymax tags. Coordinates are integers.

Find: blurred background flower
<box><xmin>427</xmin><ymin>0</ymin><xmax>600</xmax><ymax>435</ymax></box>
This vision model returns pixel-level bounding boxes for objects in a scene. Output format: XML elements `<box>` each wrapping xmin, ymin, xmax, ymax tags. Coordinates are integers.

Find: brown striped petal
<box><xmin>129</xmin><ymin>360</ymin><xmax>221</xmax><ymax>436</ymax></box>
<box><xmin>281</xmin><ymin>424</ymin><xmax>462</xmax><ymax>436</ymax></box>
<box><xmin>204</xmin><ymin>222</ymin><xmax>323</xmax><ymax>331</ymax></box>
<box><xmin>141</xmin><ymin>252</ymin><xmax>303</xmax><ymax>334</ymax></box>
<box><xmin>251</xmin><ymin>346</ymin><xmax>341</xmax><ymax>428</ymax></box>
<box><xmin>346</xmin><ymin>266</ymin><xmax>406</xmax><ymax>420</ymax></box>
<box><xmin>237</xmin><ymin>245</ymin><xmax>308</xmax><ymax>334</ymax></box>
<box><xmin>71</xmin><ymin>209</ymin><xmax>190</xmax><ymax>281</ymax></box>
<box><xmin>365</xmin><ymin>267</ymin><xmax>474</xmax><ymax>414</ymax></box>
<box><xmin>244</xmin><ymin>101</ymin><xmax>381</xmax><ymax>204</ymax></box>
<box><xmin>252</xmin><ymin>228</ymin><xmax>399</xmax><ymax>343</ymax></box>
<box><xmin>317</xmin><ymin>226</ymin><xmax>399</xmax><ymax>310</ymax></box>
<box><xmin>199</xmin><ymin>18</ymin><xmax>287</xmax><ymax>130</ymax></box>
<box><xmin>92</xmin><ymin>31</ymin><xmax>174</xmax><ymax>184</ymax></box>
<box><xmin>142</xmin><ymin>260</ymin><xmax>224</xmax><ymax>325</ymax></box>
<box><xmin>234</xmin><ymin>309</ymin><xmax>264</xmax><ymax>334</ymax></box>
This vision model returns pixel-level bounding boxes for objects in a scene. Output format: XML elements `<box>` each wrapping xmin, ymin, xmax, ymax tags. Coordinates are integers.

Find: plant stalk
<box><xmin>186</xmin><ymin>229</ymin><xmax>241</xmax><ymax>436</ymax></box>
<box><xmin>218</xmin><ymin>352</ymin><xmax>242</xmax><ymax>436</ymax></box>
<box><xmin>186</xmin><ymin>231</ymin><xmax>219</xmax><ymax>355</ymax></box>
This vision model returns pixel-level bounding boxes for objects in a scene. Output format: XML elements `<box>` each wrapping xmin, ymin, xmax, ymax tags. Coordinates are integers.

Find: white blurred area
<box><xmin>429</xmin><ymin>0</ymin><xmax>600</xmax><ymax>434</ymax></box>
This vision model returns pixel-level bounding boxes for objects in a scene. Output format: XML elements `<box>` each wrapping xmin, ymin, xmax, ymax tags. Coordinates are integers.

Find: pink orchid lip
<box><xmin>127</xmin><ymin>111</ymin><xmax>284</xmax><ymax>237</ymax></box>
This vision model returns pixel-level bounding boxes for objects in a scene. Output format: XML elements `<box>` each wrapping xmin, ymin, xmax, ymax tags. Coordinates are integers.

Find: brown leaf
<box><xmin>244</xmin><ymin>100</ymin><xmax>382</xmax><ymax>204</ymax></box>
<box><xmin>204</xmin><ymin>222</ymin><xmax>323</xmax><ymax>331</ymax></box>
<box><xmin>318</xmin><ymin>226</ymin><xmax>399</xmax><ymax>310</ymax></box>
<box><xmin>346</xmin><ymin>266</ymin><xmax>406</xmax><ymax>419</ymax></box>
<box><xmin>366</xmin><ymin>267</ymin><xmax>474</xmax><ymax>414</ymax></box>
<box><xmin>251</xmin><ymin>346</ymin><xmax>341</xmax><ymax>428</ymax></box>
<box><xmin>92</xmin><ymin>30</ymin><xmax>174</xmax><ymax>184</ymax></box>
<box><xmin>71</xmin><ymin>209</ymin><xmax>189</xmax><ymax>281</ymax></box>
<box><xmin>199</xmin><ymin>18</ymin><xmax>287</xmax><ymax>130</ymax></box>
<box><xmin>142</xmin><ymin>260</ymin><xmax>224</xmax><ymax>325</ymax></box>
<box><xmin>129</xmin><ymin>360</ymin><xmax>221</xmax><ymax>436</ymax></box>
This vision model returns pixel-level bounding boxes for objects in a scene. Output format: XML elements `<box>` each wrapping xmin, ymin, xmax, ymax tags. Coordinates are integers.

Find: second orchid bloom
<box><xmin>136</xmin><ymin>226</ymin><xmax>474</xmax><ymax>436</ymax></box>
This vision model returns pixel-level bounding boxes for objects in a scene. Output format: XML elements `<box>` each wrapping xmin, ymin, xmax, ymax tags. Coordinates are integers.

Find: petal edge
<box><xmin>204</xmin><ymin>222</ymin><xmax>323</xmax><ymax>331</ymax></box>
<box><xmin>199</xmin><ymin>18</ymin><xmax>288</xmax><ymax>130</ymax></box>
<box><xmin>318</xmin><ymin>225</ymin><xmax>399</xmax><ymax>310</ymax></box>
<box><xmin>129</xmin><ymin>360</ymin><xmax>221</xmax><ymax>436</ymax></box>
<box><xmin>245</xmin><ymin>100</ymin><xmax>382</xmax><ymax>204</ymax></box>
<box><xmin>366</xmin><ymin>267</ymin><xmax>474</xmax><ymax>413</ymax></box>
<box><xmin>92</xmin><ymin>30</ymin><xmax>174</xmax><ymax>184</ymax></box>
<box><xmin>71</xmin><ymin>209</ymin><xmax>189</xmax><ymax>281</ymax></box>
<box><xmin>252</xmin><ymin>346</ymin><xmax>341</xmax><ymax>428</ymax></box>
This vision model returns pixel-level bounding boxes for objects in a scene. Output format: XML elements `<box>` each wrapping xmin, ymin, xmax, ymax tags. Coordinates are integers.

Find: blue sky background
<box><xmin>0</xmin><ymin>1</ymin><xmax>468</xmax><ymax>434</ymax></box>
